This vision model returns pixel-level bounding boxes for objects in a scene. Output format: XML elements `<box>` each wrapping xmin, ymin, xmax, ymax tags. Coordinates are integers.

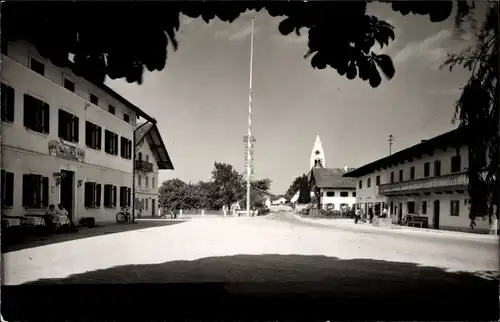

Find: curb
<box><xmin>290</xmin><ymin>213</ymin><xmax>499</xmax><ymax>242</ymax></box>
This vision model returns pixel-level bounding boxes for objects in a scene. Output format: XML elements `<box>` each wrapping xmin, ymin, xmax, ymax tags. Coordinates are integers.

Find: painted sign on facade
<box><xmin>48</xmin><ymin>140</ymin><xmax>85</xmax><ymax>162</ymax></box>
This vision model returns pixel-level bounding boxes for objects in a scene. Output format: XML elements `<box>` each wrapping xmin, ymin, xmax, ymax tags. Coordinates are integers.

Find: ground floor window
<box><xmin>450</xmin><ymin>200</ymin><xmax>460</xmax><ymax>216</ymax></box>
<box><xmin>22</xmin><ymin>174</ymin><xmax>49</xmax><ymax>209</ymax></box>
<box><xmin>421</xmin><ymin>201</ymin><xmax>427</xmax><ymax>214</ymax></box>
<box><xmin>84</xmin><ymin>182</ymin><xmax>101</xmax><ymax>208</ymax></box>
<box><xmin>119</xmin><ymin>186</ymin><xmax>131</xmax><ymax>208</ymax></box>
<box><xmin>103</xmin><ymin>184</ymin><xmax>117</xmax><ymax>208</ymax></box>
<box><xmin>407</xmin><ymin>201</ymin><xmax>415</xmax><ymax>214</ymax></box>
<box><xmin>1</xmin><ymin>170</ymin><xmax>14</xmax><ymax>208</ymax></box>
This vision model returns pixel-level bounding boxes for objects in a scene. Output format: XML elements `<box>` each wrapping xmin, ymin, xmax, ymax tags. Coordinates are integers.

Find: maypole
<box><xmin>245</xmin><ymin>17</ymin><xmax>255</xmax><ymax>216</ymax></box>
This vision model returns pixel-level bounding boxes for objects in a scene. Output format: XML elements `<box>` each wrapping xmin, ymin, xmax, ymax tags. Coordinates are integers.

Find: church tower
<box><xmin>310</xmin><ymin>134</ymin><xmax>326</xmax><ymax>169</ymax></box>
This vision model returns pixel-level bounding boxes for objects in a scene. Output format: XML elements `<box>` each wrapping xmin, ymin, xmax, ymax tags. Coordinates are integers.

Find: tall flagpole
<box><xmin>246</xmin><ymin>17</ymin><xmax>255</xmax><ymax>216</ymax></box>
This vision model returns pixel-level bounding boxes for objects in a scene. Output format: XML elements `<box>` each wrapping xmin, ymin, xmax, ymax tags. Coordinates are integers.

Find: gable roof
<box><xmin>343</xmin><ymin>127</ymin><xmax>466</xmax><ymax>178</ymax></box>
<box><xmin>309</xmin><ymin>167</ymin><xmax>356</xmax><ymax>189</ymax></box>
<box><xmin>135</xmin><ymin>122</ymin><xmax>174</xmax><ymax>170</ymax></box>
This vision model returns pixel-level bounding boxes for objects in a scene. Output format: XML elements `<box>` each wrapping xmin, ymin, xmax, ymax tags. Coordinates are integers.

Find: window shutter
<box><xmin>23</xmin><ymin>95</ymin><xmax>32</xmax><ymax>128</ymax></box>
<box><xmin>42</xmin><ymin>176</ymin><xmax>49</xmax><ymax>207</ymax></box>
<box><xmin>5</xmin><ymin>172</ymin><xmax>14</xmax><ymax>207</ymax></box>
<box><xmin>97</xmin><ymin>127</ymin><xmax>102</xmax><ymax>150</ymax></box>
<box><xmin>128</xmin><ymin>140</ymin><xmax>132</xmax><ymax>159</ymax></box>
<box><xmin>103</xmin><ymin>185</ymin><xmax>109</xmax><ymax>207</ymax></box>
<box><xmin>120</xmin><ymin>137</ymin><xmax>125</xmax><ymax>157</ymax></box>
<box><xmin>114</xmin><ymin>135</ymin><xmax>118</xmax><ymax>155</ymax></box>
<box><xmin>22</xmin><ymin>174</ymin><xmax>31</xmax><ymax>207</ymax></box>
<box><xmin>84</xmin><ymin>182</ymin><xmax>91</xmax><ymax>207</ymax></box>
<box><xmin>96</xmin><ymin>184</ymin><xmax>102</xmax><ymax>207</ymax></box>
<box><xmin>104</xmin><ymin>130</ymin><xmax>110</xmax><ymax>153</ymax></box>
<box><xmin>85</xmin><ymin>122</ymin><xmax>92</xmax><ymax>147</ymax></box>
<box><xmin>43</xmin><ymin>103</ymin><xmax>50</xmax><ymax>133</ymax></box>
<box><xmin>127</xmin><ymin>188</ymin><xmax>131</xmax><ymax>207</ymax></box>
<box><xmin>58</xmin><ymin>109</ymin><xmax>65</xmax><ymax>138</ymax></box>
<box><xmin>73</xmin><ymin>116</ymin><xmax>79</xmax><ymax>142</ymax></box>
<box><xmin>112</xmin><ymin>186</ymin><xmax>117</xmax><ymax>207</ymax></box>
<box><xmin>6</xmin><ymin>86</ymin><xmax>15</xmax><ymax>122</ymax></box>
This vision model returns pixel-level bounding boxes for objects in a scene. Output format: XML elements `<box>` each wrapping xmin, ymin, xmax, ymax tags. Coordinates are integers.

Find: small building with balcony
<box><xmin>343</xmin><ymin>128</ymin><xmax>493</xmax><ymax>233</ymax></box>
<box><xmin>134</xmin><ymin>122</ymin><xmax>173</xmax><ymax>217</ymax></box>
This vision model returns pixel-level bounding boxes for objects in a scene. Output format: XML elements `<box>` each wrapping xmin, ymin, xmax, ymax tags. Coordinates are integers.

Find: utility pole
<box><xmin>388</xmin><ymin>134</ymin><xmax>394</xmax><ymax>155</ymax></box>
<box><xmin>246</xmin><ymin>17</ymin><xmax>255</xmax><ymax>217</ymax></box>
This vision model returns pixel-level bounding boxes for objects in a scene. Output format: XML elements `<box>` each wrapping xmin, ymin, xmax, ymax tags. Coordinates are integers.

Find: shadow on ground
<box><xmin>1</xmin><ymin>220</ymin><xmax>187</xmax><ymax>253</ymax></box>
<box><xmin>4</xmin><ymin>254</ymin><xmax>498</xmax><ymax>320</ymax></box>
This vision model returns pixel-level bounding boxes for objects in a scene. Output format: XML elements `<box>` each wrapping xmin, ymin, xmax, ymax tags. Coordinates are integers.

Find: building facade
<box><xmin>344</xmin><ymin>128</ymin><xmax>495</xmax><ymax>233</ymax></box>
<box><xmin>309</xmin><ymin>167</ymin><xmax>356</xmax><ymax>210</ymax></box>
<box><xmin>1</xmin><ymin>40</ymin><xmax>157</xmax><ymax>224</ymax></box>
<box><xmin>134</xmin><ymin>122</ymin><xmax>173</xmax><ymax>217</ymax></box>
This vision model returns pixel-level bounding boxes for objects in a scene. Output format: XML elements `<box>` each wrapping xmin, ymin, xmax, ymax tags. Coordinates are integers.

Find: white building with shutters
<box><xmin>0</xmin><ymin>39</ymin><xmax>172</xmax><ymax>224</ymax></box>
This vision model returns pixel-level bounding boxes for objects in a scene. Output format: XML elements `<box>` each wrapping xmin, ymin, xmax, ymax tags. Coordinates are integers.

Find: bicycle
<box><xmin>116</xmin><ymin>207</ymin><xmax>132</xmax><ymax>224</ymax></box>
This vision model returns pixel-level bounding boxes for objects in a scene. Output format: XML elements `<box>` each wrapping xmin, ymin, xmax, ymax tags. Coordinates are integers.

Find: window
<box><xmin>138</xmin><ymin>152</ymin><xmax>143</xmax><ymax>161</ymax></box>
<box><xmin>146</xmin><ymin>155</ymin><xmax>149</xmax><ymax>162</ymax></box>
<box><xmin>410</xmin><ymin>166</ymin><xmax>415</xmax><ymax>180</ymax></box>
<box><xmin>424</xmin><ymin>162</ymin><xmax>430</xmax><ymax>177</ymax></box>
<box><xmin>108</xmin><ymin>105</ymin><xmax>116</xmax><ymax>115</ymax></box>
<box><xmin>24</xmin><ymin>94</ymin><xmax>50</xmax><ymax>133</ymax></box>
<box><xmin>103</xmin><ymin>184</ymin><xmax>117</xmax><ymax>208</ymax></box>
<box><xmin>390</xmin><ymin>172</ymin><xmax>394</xmax><ymax>183</ymax></box>
<box><xmin>145</xmin><ymin>198</ymin><xmax>149</xmax><ymax>210</ymax></box>
<box><xmin>359</xmin><ymin>180</ymin><xmax>362</xmax><ymax>189</ymax></box>
<box><xmin>367</xmin><ymin>178</ymin><xmax>371</xmax><ymax>188</ymax></box>
<box><xmin>421</xmin><ymin>201</ymin><xmax>427</xmax><ymax>215</ymax></box>
<box><xmin>399</xmin><ymin>169</ymin><xmax>404</xmax><ymax>182</ymax></box>
<box><xmin>104</xmin><ymin>130</ymin><xmax>119</xmax><ymax>155</ymax></box>
<box><xmin>58</xmin><ymin>109</ymin><xmax>79</xmax><ymax>142</ymax></box>
<box><xmin>407</xmin><ymin>201</ymin><xmax>415</xmax><ymax>214</ymax></box>
<box><xmin>451</xmin><ymin>155</ymin><xmax>461</xmax><ymax>173</ymax></box>
<box><xmin>1</xmin><ymin>83</ymin><xmax>15</xmax><ymax>122</ymax></box>
<box><xmin>124</xmin><ymin>113</ymin><xmax>130</xmax><ymax>123</ymax></box>
<box><xmin>138</xmin><ymin>174</ymin><xmax>142</xmax><ymax>186</ymax></box>
<box><xmin>85</xmin><ymin>121</ymin><xmax>102</xmax><ymax>150</ymax></box>
<box><xmin>1</xmin><ymin>170</ymin><xmax>14</xmax><ymax>208</ymax></box>
<box><xmin>120</xmin><ymin>137</ymin><xmax>132</xmax><ymax>159</ymax></box>
<box><xmin>340</xmin><ymin>191</ymin><xmax>349</xmax><ymax>197</ymax></box>
<box><xmin>64</xmin><ymin>78</ymin><xmax>75</xmax><ymax>92</ymax></box>
<box><xmin>434</xmin><ymin>160</ymin><xmax>441</xmax><ymax>176</ymax></box>
<box><xmin>119</xmin><ymin>186</ymin><xmax>131</xmax><ymax>207</ymax></box>
<box><xmin>450</xmin><ymin>200</ymin><xmax>460</xmax><ymax>216</ymax></box>
<box><xmin>352</xmin><ymin>192</ymin><xmax>356</xmax><ymax>197</ymax></box>
<box><xmin>90</xmin><ymin>93</ymin><xmax>99</xmax><ymax>106</ymax></box>
<box><xmin>84</xmin><ymin>182</ymin><xmax>101</xmax><ymax>208</ymax></box>
<box><xmin>152</xmin><ymin>177</ymin><xmax>155</xmax><ymax>188</ymax></box>
<box><xmin>22</xmin><ymin>174</ymin><xmax>49</xmax><ymax>208</ymax></box>
<box><xmin>30</xmin><ymin>58</ymin><xmax>45</xmax><ymax>76</ymax></box>
<box><xmin>145</xmin><ymin>176</ymin><xmax>149</xmax><ymax>188</ymax></box>
<box><xmin>376</xmin><ymin>175</ymin><xmax>380</xmax><ymax>186</ymax></box>
<box><xmin>326</xmin><ymin>191</ymin><xmax>335</xmax><ymax>197</ymax></box>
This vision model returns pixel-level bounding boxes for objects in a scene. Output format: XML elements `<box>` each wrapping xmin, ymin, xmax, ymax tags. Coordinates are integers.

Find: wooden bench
<box><xmin>407</xmin><ymin>215</ymin><xmax>429</xmax><ymax>228</ymax></box>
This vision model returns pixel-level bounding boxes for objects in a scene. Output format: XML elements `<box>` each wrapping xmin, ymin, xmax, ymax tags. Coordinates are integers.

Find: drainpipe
<box><xmin>132</xmin><ymin>120</ymin><xmax>152</xmax><ymax>223</ymax></box>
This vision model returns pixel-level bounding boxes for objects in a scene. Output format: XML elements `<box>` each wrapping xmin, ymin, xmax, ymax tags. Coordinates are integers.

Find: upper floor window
<box><xmin>145</xmin><ymin>176</ymin><xmax>149</xmax><ymax>188</ymax></box>
<box><xmin>340</xmin><ymin>191</ymin><xmax>349</xmax><ymax>197</ymax></box>
<box><xmin>399</xmin><ymin>169</ymin><xmax>404</xmax><ymax>182</ymax></box>
<box><xmin>58</xmin><ymin>109</ymin><xmax>79</xmax><ymax>143</ymax></box>
<box><xmin>84</xmin><ymin>182</ymin><xmax>101</xmax><ymax>208</ymax></box>
<box><xmin>359</xmin><ymin>180</ymin><xmax>362</xmax><ymax>189</ymax></box>
<box><xmin>1</xmin><ymin>170</ymin><xmax>14</xmax><ymax>208</ymax></box>
<box><xmin>85</xmin><ymin>121</ymin><xmax>102</xmax><ymax>150</ymax></box>
<box><xmin>22</xmin><ymin>174</ymin><xmax>49</xmax><ymax>209</ymax></box>
<box><xmin>108</xmin><ymin>105</ymin><xmax>116</xmax><ymax>115</ymax></box>
<box><xmin>424</xmin><ymin>162</ymin><xmax>430</xmax><ymax>177</ymax></box>
<box><xmin>146</xmin><ymin>155</ymin><xmax>149</xmax><ymax>162</ymax></box>
<box><xmin>120</xmin><ymin>137</ymin><xmax>132</xmax><ymax>159</ymax></box>
<box><xmin>24</xmin><ymin>94</ymin><xmax>49</xmax><ymax>134</ymax></box>
<box><xmin>124</xmin><ymin>113</ymin><xmax>130</xmax><ymax>123</ymax></box>
<box><xmin>103</xmin><ymin>184</ymin><xmax>117</xmax><ymax>208</ymax></box>
<box><xmin>152</xmin><ymin>177</ymin><xmax>155</xmax><ymax>188</ymax></box>
<box><xmin>352</xmin><ymin>191</ymin><xmax>356</xmax><ymax>197</ymax></box>
<box><xmin>326</xmin><ymin>191</ymin><xmax>335</xmax><ymax>197</ymax></box>
<box><xmin>64</xmin><ymin>78</ymin><xmax>75</xmax><ymax>92</ymax></box>
<box><xmin>104</xmin><ymin>130</ymin><xmax>119</xmax><ymax>155</ymax></box>
<box><xmin>138</xmin><ymin>152</ymin><xmax>143</xmax><ymax>161</ymax></box>
<box><xmin>1</xmin><ymin>83</ymin><xmax>15</xmax><ymax>123</ymax></box>
<box><xmin>138</xmin><ymin>174</ymin><xmax>142</xmax><ymax>186</ymax></box>
<box><xmin>30</xmin><ymin>58</ymin><xmax>45</xmax><ymax>76</ymax></box>
<box><xmin>451</xmin><ymin>155</ymin><xmax>461</xmax><ymax>173</ymax></box>
<box><xmin>367</xmin><ymin>178</ymin><xmax>371</xmax><ymax>188</ymax></box>
<box><xmin>90</xmin><ymin>93</ymin><xmax>99</xmax><ymax>106</ymax></box>
<box><xmin>410</xmin><ymin>166</ymin><xmax>415</xmax><ymax>180</ymax></box>
<box><xmin>390</xmin><ymin>171</ymin><xmax>394</xmax><ymax>183</ymax></box>
<box><xmin>376</xmin><ymin>175</ymin><xmax>380</xmax><ymax>186</ymax></box>
<box><xmin>434</xmin><ymin>160</ymin><xmax>441</xmax><ymax>176</ymax></box>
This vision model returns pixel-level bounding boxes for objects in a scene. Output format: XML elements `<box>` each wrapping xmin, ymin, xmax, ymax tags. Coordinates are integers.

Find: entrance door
<box><xmin>398</xmin><ymin>203</ymin><xmax>403</xmax><ymax>223</ymax></box>
<box><xmin>152</xmin><ymin>199</ymin><xmax>156</xmax><ymax>218</ymax></box>
<box><xmin>60</xmin><ymin>170</ymin><xmax>74</xmax><ymax>220</ymax></box>
<box><xmin>433</xmin><ymin>200</ymin><xmax>440</xmax><ymax>229</ymax></box>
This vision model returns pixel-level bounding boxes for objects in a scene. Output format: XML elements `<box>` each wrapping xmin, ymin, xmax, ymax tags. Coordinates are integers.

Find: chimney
<box><xmin>344</xmin><ymin>164</ymin><xmax>348</xmax><ymax>172</ymax></box>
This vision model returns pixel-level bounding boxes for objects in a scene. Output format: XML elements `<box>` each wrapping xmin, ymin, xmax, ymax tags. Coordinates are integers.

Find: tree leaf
<box><xmin>374</xmin><ymin>54</ymin><xmax>395</xmax><ymax>79</ymax></box>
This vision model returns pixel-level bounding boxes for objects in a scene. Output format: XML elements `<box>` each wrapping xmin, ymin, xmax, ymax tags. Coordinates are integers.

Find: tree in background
<box><xmin>158</xmin><ymin>178</ymin><xmax>188</xmax><ymax>210</ymax></box>
<box><xmin>212</xmin><ymin>162</ymin><xmax>246</xmax><ymax>210</ymax></box>
<box><xmin>441</xmin><ymin>1</ymin><xmax>498</xmax><ymax>223</ymax></box>
<box><xmin>251</xmin><ymin>178</ymin><xmax>272</xmax><ymax>192</ymax></box>
<box><xmin>297</xmin><ymin>175</ymin><xmax>311</xmax><ymax>204</ymax></box>
<box><xmin>285</xmin><ymin>176</ymin><xmax>304</xmax><ymax>201</ymax></box>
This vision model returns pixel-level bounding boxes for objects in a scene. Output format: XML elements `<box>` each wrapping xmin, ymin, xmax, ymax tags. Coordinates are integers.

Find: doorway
<box><xmin>433</xmin><ymin>200</ymin><xmax>440</xmax><ymax>229</ymax></box>
<box><xmin>398</xmin><ymin>203</ymin><xmax>403</xmax><ymax>223</ymax></box>
<box><xmin>60</xmin><ymin>170</ymin><xmax>74</xmax><ymax>221</ymax></box>
<box><xmin>152</xmin><ymin>199</ymin><xmax>156</xmax><ymax>218</ymax></box>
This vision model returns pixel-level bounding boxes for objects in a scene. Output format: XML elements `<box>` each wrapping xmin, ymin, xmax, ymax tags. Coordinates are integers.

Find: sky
<box><xmin>106</xmin><ymin>2</ymin><xmax>479</xmax><ymax>195</ymax></box>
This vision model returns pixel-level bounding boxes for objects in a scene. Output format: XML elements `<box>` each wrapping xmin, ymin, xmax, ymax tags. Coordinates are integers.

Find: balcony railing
<box><xmin>135</xmin><ymin>160</ymin><xmax>154</xmax><ymax>172</ymax></box>
<box><xmin>378</xmin><ymin>172</ymin><xmax>468</xmax><ymax>195</ymax></box>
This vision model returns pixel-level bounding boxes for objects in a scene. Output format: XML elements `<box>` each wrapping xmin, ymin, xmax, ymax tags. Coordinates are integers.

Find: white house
<box><xmin>343</xmin><ymin>127</ymin><xmax>496</xmax><ymax>233</ymax></box>
<box><xmin>0</xmin><ymin>39</ymin><xmax>164</xmax><ymax>224</ymax></box>
<box><xmin>308</xmin><ymin>167</ymin><xmax>356</xmax><ymax>211</ymax></box>
<box><xmin>272</xmin><ymin>196</ymin><xmax>287</xmax><ymax>205</ymax></box>
<box><xmin>134</xmin><ymin>122</ymin><xmax>173</xmax><ymax>217</ymax></box>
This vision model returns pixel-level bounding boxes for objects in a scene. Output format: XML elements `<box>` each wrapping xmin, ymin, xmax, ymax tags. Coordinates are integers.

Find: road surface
<box><xmin>2</xmin><ymin>213</ymin><xmax>499</xmax><ymax>320</ymax></box>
